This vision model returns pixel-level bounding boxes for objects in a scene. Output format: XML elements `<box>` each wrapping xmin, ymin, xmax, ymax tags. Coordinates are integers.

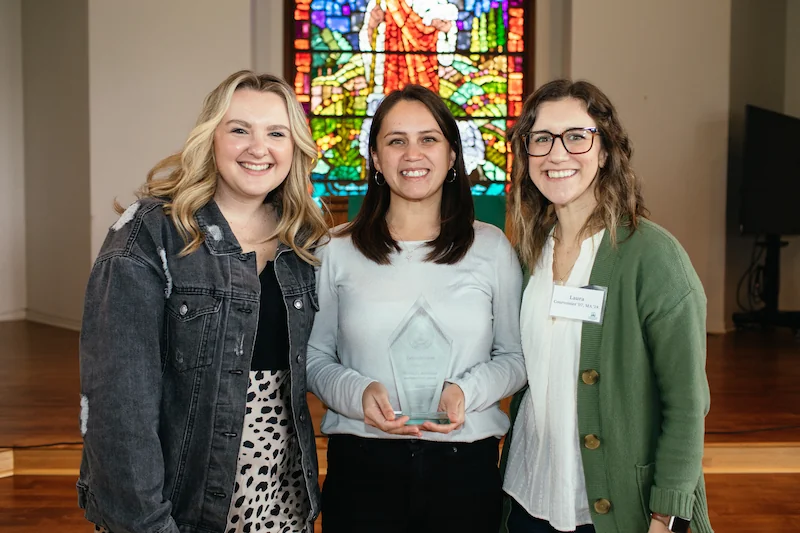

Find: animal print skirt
<box><xmin>225</xmin><ymin>369</ymin><xmax>310</xmax><ymax>533</ymax></box>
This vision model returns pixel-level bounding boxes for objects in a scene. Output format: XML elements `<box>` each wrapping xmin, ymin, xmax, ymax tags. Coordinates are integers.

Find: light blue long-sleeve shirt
<box><xmin>307</xmin><ymin>221</ymin><xmax>526</xmax><ymax>442</ymax></box>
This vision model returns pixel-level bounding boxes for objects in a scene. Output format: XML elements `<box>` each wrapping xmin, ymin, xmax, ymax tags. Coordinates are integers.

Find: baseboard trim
<box><xmin>0</xmin><ymin>310</ymin><xmax>26</xmax><ymax>322</ymax></box>
<box><xmin>706</xmin><ymin>321</ymin><xmax>729</xmax><ymax>335</ymax></box>
<box><xmin>0</xmin><ymin>448</ymin><xmax>13</xmax><ymax>479</ymax></box>
<box><xmin>25</xmin><ymin>311</ymin><xmax>81</xmax><ymax>331</ymax></box>
<box><xmin>702</xmin><ymin>442</ymin><xmax>800</xmax><ymax>474</ymax></box>
<box><xmin>4</xmin><ymin>441</ymin><xmax>798</xmax><ymax>477</ymax></box>
<box><xmin>12</xmin><ymin>448</ymin><xmax>83</xmax><ymax>476</ymax></box>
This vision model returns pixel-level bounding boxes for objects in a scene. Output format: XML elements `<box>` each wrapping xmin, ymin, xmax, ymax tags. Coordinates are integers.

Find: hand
<box><xmin>430</xmin><ymin>18</ymin><xmax>453</xmax><ymax>32</ymax></box>
<box><xmin>648</xmin><ymin>517</ymin><xmax>671</xmax><ymax>533</ymax></box>
<box><xmin>368</xmin><ymin>5</ymin><xmax>385</xmax><ymax>31</ymax></box>
<box><xmin>421</xmin><ymin>383</ymin><xmax>465</xmax><ymax>434</ymax></box>
<box><xmin>362</xmin><ymin>381</ymin><xmax>421</xmax><ymax>436</ymax></box>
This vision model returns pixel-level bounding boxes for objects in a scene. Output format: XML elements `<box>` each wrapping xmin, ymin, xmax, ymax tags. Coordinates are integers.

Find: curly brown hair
<box><xmin>508</xmin><ymin>79</ymin><xmax>648</xmax><ymax>270</ymax></box>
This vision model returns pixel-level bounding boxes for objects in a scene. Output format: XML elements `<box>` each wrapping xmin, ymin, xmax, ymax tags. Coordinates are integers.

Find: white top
<box><xmin>503</xmin><ymin>229</ymin><xmax>605</xmax><ymax>532</ymax></box>
<box><xmin>307</xmin><ymin>221</ymin><xmax>526</xmax><ymax>442</ymax></box>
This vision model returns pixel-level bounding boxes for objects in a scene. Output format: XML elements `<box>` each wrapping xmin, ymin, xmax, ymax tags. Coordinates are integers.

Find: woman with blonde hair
<box><xmin>77</xmin><ymin>71</ymin><xmax>328</xmax><ymax>533</ymax></box>
<box><xmin>499</xmin><ymin>79</ymin><xmax>713</xmax><ymax>533</ymax></box>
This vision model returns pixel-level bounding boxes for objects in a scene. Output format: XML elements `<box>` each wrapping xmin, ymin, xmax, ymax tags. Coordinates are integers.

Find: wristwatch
<box><xmin>651</xmin><ymin>512</ymin><xmax>691</xmax><ymax>533</ymax></box>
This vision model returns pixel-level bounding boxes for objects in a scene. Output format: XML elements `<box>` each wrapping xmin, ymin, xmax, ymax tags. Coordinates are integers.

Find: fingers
<box><xmin>446</xmin><ymin>406</ymin><xmax>465</xmax><ymax>427</ymax></box>
<box><xmin>363</xmin><ymin>401</ymin><xmax>400</xmax><ymax>429</ymax></box>
<box><xmin>363</xmin><ymin>382</ymin><xmax>396</xmax><ymax>424</ymax></box>
<box><xmin>411</xmin><ymin>385</ymin><xmax>465</xmax><ymax>434</ymax></box>
<box><xmin>384</xmin><ymin>423</ymin><xmax>422</xmax><ymax>437</ymax></box>
<box><xmin>364</xmin><ymin>408</ymin><xmax>421</xmax><ymax>436</ymax></box>
<box><xmin>430</xmin><ymin>384</ymin><xmax>465</xmax><ymax>432</ymax></box>
<box><xmin>376</xmin><ymin>395</ymin><xmax>396</xmax><ymax>423</ymax></box>
<box><xmin>362</xmin><ymin>381</ymin><xmax>388</xmax><ymax>420</ymax></box>
<box><xmin>443</xmin><ymin>396</ymin><xmax>465</xmax><ymax>426</ymax></box>
<box><xmin>362</xmin><ymin>381</ymin><xmax>421</xmax><ymax>436</ymax></box>
<box><xmin>420</xmin><ymin>420</ymin><xmax>460</xmax><ymax>434</ymax></box>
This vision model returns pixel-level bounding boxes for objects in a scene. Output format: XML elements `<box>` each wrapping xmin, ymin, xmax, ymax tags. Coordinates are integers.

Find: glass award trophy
<box><xmin>388</xmin><ymin>296</ymin><xmax>453</xmax><ymax>425</ymax></box>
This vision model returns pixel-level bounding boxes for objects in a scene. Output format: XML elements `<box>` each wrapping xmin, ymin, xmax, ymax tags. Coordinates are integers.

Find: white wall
<box><xmin>781</xmin><ymin>1</ymin><xmax>800</xmax><ymax>311</ymax></box>
<box><xmin>787</xmin><ymin>1</ymin><xmax>800</xmax><ymax>116</ymax></box>
<box><xmin>533</xmin><ymin>0</ymin><xmax>571</xmax><ymax>84</ymax></box>
<box><xmin>21</xmin><ymin>0</ymin><xmax>90</xmax><ymax>330</ymax></box>
<box><xmin>253</xmin><ymin>0</ymin><xmax>285</xmax><ymax>77</ymax></box>
<box><xmin>725</xmin><ymin>0</ymin><xmax>788</xmax><ymax>327</ymax></box>
<box><xmin>88</xmin><ymin>0</ymin><xmax>253</xmax><ymax>258</ymax></box>
<box><xmin>0</xmin><ymin>0</ymin><xmax>26</xmax><ymax>321</ymax></box>
<box><xmin>569</xmin><ymin>1</ymin><xmax>731</xmax><ymax>333</ymax></box>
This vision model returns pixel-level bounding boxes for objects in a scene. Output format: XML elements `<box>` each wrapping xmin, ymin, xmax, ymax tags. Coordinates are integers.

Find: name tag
<box><xmin>550</xmin><ymin>284</ymin><xmax>607</xmax><ymax>324</ymax></box>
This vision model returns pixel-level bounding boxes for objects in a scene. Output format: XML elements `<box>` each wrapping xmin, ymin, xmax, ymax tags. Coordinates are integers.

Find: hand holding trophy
<box><xmin>362</xmin><ymin>381</ymin><xmax>421</xmax><ymax>437</ymax></box>
<box><xmin>420</xmin><ymin>383</ymin><xmax>465</xmax><ymax>434</ymax></box>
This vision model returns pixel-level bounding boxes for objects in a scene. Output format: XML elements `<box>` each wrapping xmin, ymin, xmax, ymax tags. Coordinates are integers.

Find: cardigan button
<box><xmin>584</xmin><ymin>434</ymin><xmax>601</xmax><ymax>450</ymax></box>
<box><xmin>594</xmin><ymin>498</ymin><xmax>612</xmax><ymax>514</ymax></box>
<box><xmin>581</xmin><ymin>369</ymin><xmax>600</xmax><ymax>385</ymax></box>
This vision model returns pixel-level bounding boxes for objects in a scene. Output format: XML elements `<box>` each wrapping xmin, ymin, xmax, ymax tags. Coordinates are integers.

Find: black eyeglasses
<box><xmin>522</xmin><ymin>127</ymin><xmax>601</xmax><ymax>156</ymax></box>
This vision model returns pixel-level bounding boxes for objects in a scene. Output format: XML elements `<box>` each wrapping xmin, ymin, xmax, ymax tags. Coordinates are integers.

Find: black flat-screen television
<box><xmin>740</xmin><ymin>105</ymin><xmax>800</xmax><ymax>236</ymax></box>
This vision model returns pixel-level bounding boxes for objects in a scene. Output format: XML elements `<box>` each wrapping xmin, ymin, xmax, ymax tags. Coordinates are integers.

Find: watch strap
<box><xmin>651</xmin><ymin>512</ymin><xmax>691</xmax><ymax>533</ymax></box>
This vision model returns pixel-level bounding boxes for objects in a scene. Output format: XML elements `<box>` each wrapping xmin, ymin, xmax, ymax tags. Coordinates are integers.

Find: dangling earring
<box><xmin>375</xmin><ymin>172</ymin><xmax>386</xmax><ymax>185</ymax></box>
<box><xmin>445</xmin><ymin>167</ymin><xmax>457</xmax><ymax>183</ymax></box>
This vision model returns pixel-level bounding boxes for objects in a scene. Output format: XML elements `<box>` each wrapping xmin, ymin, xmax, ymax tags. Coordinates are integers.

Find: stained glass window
<box><xmin>289</xmin><ymin>0</ymin><xmax>528</xmax><ymax>198</ymax></box>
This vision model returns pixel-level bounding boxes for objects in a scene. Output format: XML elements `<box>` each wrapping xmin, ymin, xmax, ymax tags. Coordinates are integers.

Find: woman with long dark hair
<box><xmin>307</xmin><ymin>84</ymin><xmax>526</xmax><ymax>533</ymax></box>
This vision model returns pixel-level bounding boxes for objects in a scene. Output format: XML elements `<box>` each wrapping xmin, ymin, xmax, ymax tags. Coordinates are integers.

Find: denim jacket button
<box><xmin>293</xmin><ymin>298</ymin><xmax>303</xmax><ymax>310</ymax></box>
<box><xmin>296</xmin><ymin>354</ymin><xmax>304</xmax><ymax>364</ymax></box>
<box><xmin>299</xmin><ymin>413</ymin><xmax>306</xmax><ymax>422</ymax></box>
<box><xmin>179</xmin><ymin>304</ymin><xmax>188</xmax><ymax>316</ymax></box>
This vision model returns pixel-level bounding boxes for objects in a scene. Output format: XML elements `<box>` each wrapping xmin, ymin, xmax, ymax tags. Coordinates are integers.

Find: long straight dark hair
<box><xmin>340</xmin><ymin>85</ymin><xmax>475</xmax><ymax>265</ymax></box>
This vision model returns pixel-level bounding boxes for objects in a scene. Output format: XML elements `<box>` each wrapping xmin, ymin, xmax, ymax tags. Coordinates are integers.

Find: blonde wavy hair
<box><xmin>119</xmin><ymin>70</ymin><xmax>328</xmax><ymax>265</ymax></box>
<box><xmin>509</xmin><ymin>79</ymin><xmax>648</xmax><ymax>270</ymax></box>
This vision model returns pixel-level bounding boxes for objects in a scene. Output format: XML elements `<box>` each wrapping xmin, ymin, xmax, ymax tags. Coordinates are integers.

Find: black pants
<box><xmin>321</xmin><ymin>434</ymin><xmax>502</xmax><ymax>533</ymax></box>
<box><xmin>507</xmin><ymin>498</ymin><xmax>596</xmax><ymax>533</ymax></box>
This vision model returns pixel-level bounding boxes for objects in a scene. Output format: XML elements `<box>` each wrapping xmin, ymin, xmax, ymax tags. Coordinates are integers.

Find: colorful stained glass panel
<box><xmin>292</xmin><ymin>0</ymin><xmax>527</xmax><ymax>198</ymax></box>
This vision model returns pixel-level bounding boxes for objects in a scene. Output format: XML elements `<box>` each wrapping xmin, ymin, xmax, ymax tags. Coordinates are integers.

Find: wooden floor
<box><xmin>2</xmin><ymin>320</ymin><xmax>800</xmax><ymax>532</ymax></box>
<box><xmin>0</xmin><ymin>475</ymin><xmax>325</xmax><ymax>533</ymax></box>
<box><xmin>704</xmin><ymin>331</ymin><xmax>800</xmax><ymax>443</ymax></box>
<box><xmin>0</xmin><ymin>322</ymin><xmax>82</xmax><ymax>449</ymax></box>
<box><xmin>2</xmin><ymin>474</ymin><xmax>800</xmax><ymax>532</ymax></box>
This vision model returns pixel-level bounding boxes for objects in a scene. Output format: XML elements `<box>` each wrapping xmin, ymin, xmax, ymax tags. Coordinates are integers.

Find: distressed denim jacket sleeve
<box><xmin>79</xmin><ymin>218</ymin><xmax>180</xmax><ymax>533</ymax></box>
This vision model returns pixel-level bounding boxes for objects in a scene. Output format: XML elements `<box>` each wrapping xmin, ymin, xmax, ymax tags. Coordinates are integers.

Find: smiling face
<box><xmin>212</xmin><ymin>88</ymin><xmax>294</xmax><ymax>205</ymax></box>
<box><xmin>528</xmin><ymin>97</ymin><xmax>607</xmax><ymax>212</ymax></box>
<box><xmin>371</xmin><ymin>99</ymin><xmax>456</xmax><ymax>208</ymax></box>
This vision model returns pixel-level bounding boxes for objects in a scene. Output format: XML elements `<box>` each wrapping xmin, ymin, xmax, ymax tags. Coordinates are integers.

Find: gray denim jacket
<box><xmin>77</xmin><ymin>197</ymin><xmax>321</xmax><ymax>533</ymax></box>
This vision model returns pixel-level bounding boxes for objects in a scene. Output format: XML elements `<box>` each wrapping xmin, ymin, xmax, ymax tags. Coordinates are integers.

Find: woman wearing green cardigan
<box><xmin>500</xmin><ymin>79</ymin><xmax>713</xmax><ymax>533</ymax></box>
